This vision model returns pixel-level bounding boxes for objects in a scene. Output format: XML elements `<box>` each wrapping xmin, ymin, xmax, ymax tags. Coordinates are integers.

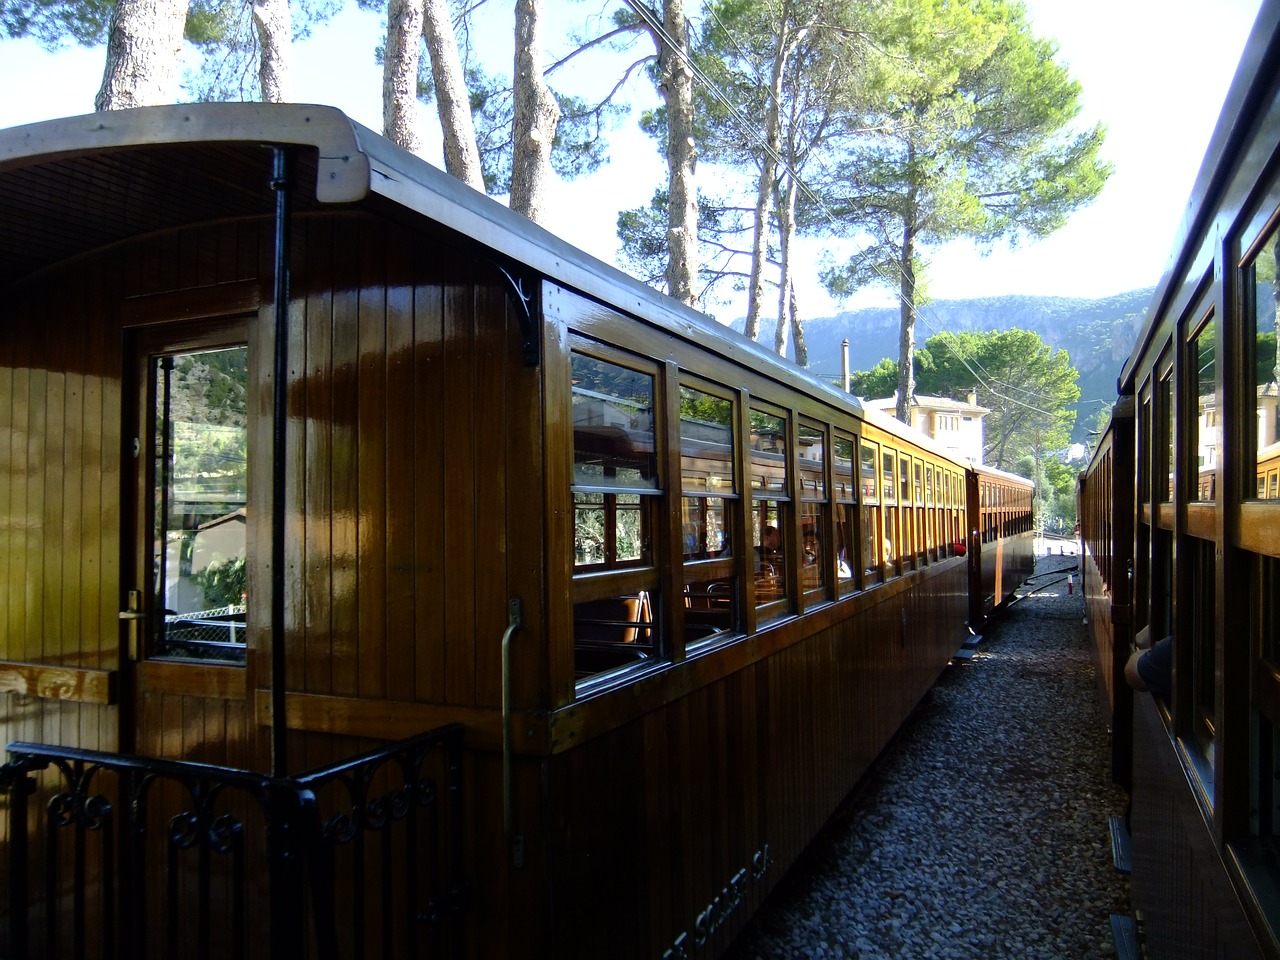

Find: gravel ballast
<box><xmin>726</xmin><ymin>555</ymin><xmax>1131</xmax><ymax>960</ymax></box>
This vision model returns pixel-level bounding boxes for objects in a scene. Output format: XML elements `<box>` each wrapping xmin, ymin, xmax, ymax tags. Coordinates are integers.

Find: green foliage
<box><xmin>193</xmin><ymin>555</ymin><xmax>246</xmax><ymax>608</ymax></box>
<box><xmin>848</xmin><ymin>327</ymin><xmax>1080</xmax><ymax>469</ymax></box>
<box><xmin>1</xmin><ymin>0</ymin><xmax>113</xmax><ymax>46</ymax></box>
<box><xmin>616</xmin><ymin>186</ymin><xmax>758</xmax><ymax>302</ymax></box>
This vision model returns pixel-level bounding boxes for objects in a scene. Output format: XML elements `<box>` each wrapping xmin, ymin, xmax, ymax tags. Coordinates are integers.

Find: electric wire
<box><xmin>614</xmin><ymin>0</ymin><xmax>1070</xmax><ymax>424</ymax></box>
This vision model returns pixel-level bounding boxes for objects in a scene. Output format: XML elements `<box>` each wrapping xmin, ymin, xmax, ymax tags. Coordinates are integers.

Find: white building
<box><xmin>863</xmin><ymin>391</ymin><xmax>990</xmax><ymax>465</ymax></box>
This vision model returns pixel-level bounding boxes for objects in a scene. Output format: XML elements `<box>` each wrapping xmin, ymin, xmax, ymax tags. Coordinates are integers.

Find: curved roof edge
<box><xmin>0</xmin><ymin>102</ymin><xmax>372</xmax><ymax>203</ymax></box>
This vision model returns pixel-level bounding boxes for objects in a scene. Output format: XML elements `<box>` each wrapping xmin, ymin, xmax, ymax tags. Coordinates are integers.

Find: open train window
<box><xmin>750</xmin><ymin>407</ymin><xmax>791</xmax><ymax>619</ymax></box>
<box><xmin>679</xmin><ymin>383</ymin><xmax>738</xmax><ymax>645</ymax></box>
<box><xmin>570</xmin><ymin>348</ymin><xmax>664</xmax><ymax>683</ymax></box>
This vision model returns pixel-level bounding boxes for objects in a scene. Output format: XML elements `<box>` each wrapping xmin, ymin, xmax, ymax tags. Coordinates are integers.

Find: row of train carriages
<box><xmin>1080</xmin><ymin>0</ymin><xmax>1280</xmax><ymax>956</ymax></box>
<box><xmin>0</xmin><ymin>102</ymin><xmax>1033</xmax><ymax>958</ymax></box>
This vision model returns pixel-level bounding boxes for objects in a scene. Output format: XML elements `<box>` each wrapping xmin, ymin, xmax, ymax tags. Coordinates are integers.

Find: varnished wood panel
<box><xmin>538</xmin><ymin>561</ymin><xmax>969</xmax><ymax>959</ymax></box>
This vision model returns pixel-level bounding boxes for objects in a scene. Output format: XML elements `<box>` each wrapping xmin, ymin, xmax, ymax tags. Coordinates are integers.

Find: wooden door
<box><xmin>122</xmin><ymin>318</ymin><xmax>254</xmax><ymax>764</ymax></box>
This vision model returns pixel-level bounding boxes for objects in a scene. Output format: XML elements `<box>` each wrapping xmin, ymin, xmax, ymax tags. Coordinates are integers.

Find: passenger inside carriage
<box><xmin>1125</xmin><ymin>628</ymin><xmax>1173</xmax><ymax>703</ymax></box>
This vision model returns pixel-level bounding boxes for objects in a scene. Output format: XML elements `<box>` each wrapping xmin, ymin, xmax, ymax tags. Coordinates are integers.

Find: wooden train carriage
<box><xmin>1079</xmin><ymin>400</ymin><xmax>1135</xmax><ymax>791</ymax></box>
<box><xmin>1105</xmin><ymin>1</ymin><xmax>1280</xmax><ymax>955</ymax></box>
<box><xmin>967</xmin><ymin>463</ymin><xmax>1036</xmax><ymax>626</ymax></box>
<box><xmin>0</xmin><ymin>104</ymin><xmax>979</xmax><ymax>960</ymax></box>
<box><xmin>1259</xmin><ymin>441</ymin><xmax>1280</xmax><ymax>498</ymax></box>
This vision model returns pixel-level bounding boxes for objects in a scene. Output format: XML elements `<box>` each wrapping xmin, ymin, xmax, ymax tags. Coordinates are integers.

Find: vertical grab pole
<box><xmin>501</xmin><ymin>598</ymin><xmax>523</xmax><ymax>866</ymax></box>
<box><xmin>269</xmin><ymin>146</ymin><xmax>294</xmax><ymax>779</ymax></box>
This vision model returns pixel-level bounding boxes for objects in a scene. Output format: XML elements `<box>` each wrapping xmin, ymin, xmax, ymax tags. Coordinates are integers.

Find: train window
<box><xmin>1157</xmin><ymin>363</ymin><xmax>1174</xmax><ymax>507</ymax></box>
<box><xmin>1259</xmin><ymin>555</ymin><xmax>1280</xmax><ymax>676</ymax></box>
<box><xmin>1187</xmin><ymin>536</ymin><xmax>1218</xmax><ymax>761</ymax></box>
<box><xmin>925</xmin><ymin>466</ymin><xmax>934</xmax><ymax>506</ymax></box>
<box><xmin>883</xmin><ymin>506</ymin><xmax>899</xmax><ymax>578</ymax></box>
<box><xmin>861</xmin><ymin>441</ymin><xmax>883</xmax><ymax>586</ymax></box>
<box><xmin>882</xmin><ymin>450</ymin><xmax>896</xmax><ymax>504</ymax></box>
<box><xmin>679</xmin><ymin>385</ymin><xmax>737</xmax><ymax>643</ymax></box>
<box><xmin>914</xmin><ymin>461</ymin><xmax>924</xmax><ymax>505</ymax></box>
<box><xmin>798</xmin><ymin>421</ymin><xmax>828</xmax><ymax>600</ymax></box>
<box><xmin>900</xmin><ymin>455</ymin><xmax>911</xmax><ymax>503</ymax></box>
<box><xmin>833</xmin><ymin>432</ymin><xmax>857</xmax><ymax>591</ymax></box>
<box><xmin>1249</xmin><ymin>231</ymin><xmax>1279</xmax><ymax>500</ymax></box>
<box><xmin>570</xmin><ymin>350</ymin><xmax>663</xmax><ymax>682</ymax></box>
<box><xmin>1190</xmin><ymin>312</ymin><xmax>1217</xmax><ymax>502</ymax></box>
<box><xmin>751</xmin><ymin>408</ymin><xmax>791</xmax><ymax>617</ymax></box>
<box><xmin>1138</xmin><ymin>387</ymin><xmax>1152</xmax><ymax>506</ymax></box>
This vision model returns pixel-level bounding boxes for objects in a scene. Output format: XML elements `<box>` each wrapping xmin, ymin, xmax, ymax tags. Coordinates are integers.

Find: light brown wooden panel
<box><xmin>0</xmin><ymin>660</ymin><xmax>116</xmax><ymax>703</ymax></box>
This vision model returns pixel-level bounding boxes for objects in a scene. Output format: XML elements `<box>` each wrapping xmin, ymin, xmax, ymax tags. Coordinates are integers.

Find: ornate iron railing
<box><xmin>0</xmin><ymin>725</ymin><xmax>465</xmax><ymax>960</ymax></box>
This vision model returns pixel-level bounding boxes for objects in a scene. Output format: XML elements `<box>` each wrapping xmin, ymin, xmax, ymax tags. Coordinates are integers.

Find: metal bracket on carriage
<box><xmin>494</xmin><ymin>262</ymin><xmax>540</xmax><ymax>367</ymax></box>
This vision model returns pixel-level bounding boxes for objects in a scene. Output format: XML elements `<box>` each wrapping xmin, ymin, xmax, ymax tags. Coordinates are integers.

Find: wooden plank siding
<box><xmin>1</xmin><ymin>130</ymin><xmax>990</xmax><ymax>958</ymax></box>
<box><xmin>538</xmin><ymin>561</ymin><xmax>969</xmax><ymax>959</ymax></box>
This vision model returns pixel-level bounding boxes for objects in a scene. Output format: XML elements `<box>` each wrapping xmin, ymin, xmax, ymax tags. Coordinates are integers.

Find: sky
<box><xmin>0</xmin><ymin>0</ymin><xmax>1266</xmax><ymax>322</ymax></box>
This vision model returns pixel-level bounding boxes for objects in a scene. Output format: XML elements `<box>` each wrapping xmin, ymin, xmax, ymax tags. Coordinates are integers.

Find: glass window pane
<box><xmin>151</xmin><ymin>346</ymin><xmax>248</xmax><ymax>662</ymax></box>
<box><xmin>835</xmin><ymin>503</ymin><xmax>855</xmax><ymax>583</ymax></box>
<box><xmin>750</xmin><ymin>410</ymin><xmax>788</xmax><ymax>496</ymax></box>
<box><xmin>798</xmin><ymin>422</ymin><xmax>825</xmax><ymax>501</ymax></box>
<box><xmin>682</xmin><ymin>496</ymin><xmax>729</xmax><ymax>559</ymax></box>
<box><xmin>862</xmin><ymin>504</ymin><xmax>882</xmax><ymax>585</ymax></box>
<box><xmin>833</xmin><ymin>433</ymin><xmax>855</xmax><ymax>503</ymax></box>
<box><xmin>1254</xmin><ymin>233</ymin><xmax>1279</xmax><ymax>498</ymax></box>
<box><xmin>861</xmin><ymin>442</ymin><xmax>878</xmax><ymax>503</ymax></box>
<box><xmin>753</xmin><ymin>499</ymin><xmax>788</xmax><ymax>610</ymax></box>
<box><xmin>800</xmin><ymin>501</ymin><xmax>826</xmax><ymax>593</ymax></box>
<box><xmin>680</xmin><ymin>387</ymin><xmax>734</xmax><ymax>495</ymax></box>
<box><xmin>900</xmin><ymin>456</ymin><xmax>911</xmax><ymax>502</ymax></box>
<box><xmin>572</xmin><ymin>353</ymin><xmax>657</xmax><ymax>490</ymax></box>
<box><xmin>882</xmin><ymin>451</ymin><xmax>896</xmax><ymax>503</ymax></box>
<box><xmin>1192</xmin><ymin>317</ymin><xmax>1217</xmax><ymax>502</ymax></box>
<box><xmin>1158</xmin><ymin>372</ymin><xmax>1174</xmax><ymax>503</ymax></box>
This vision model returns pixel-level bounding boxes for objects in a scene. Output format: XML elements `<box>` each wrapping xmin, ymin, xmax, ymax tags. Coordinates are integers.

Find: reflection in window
<box><xmin>751</xmin><ymin>409</ymin><xmax>789</xmax><ymax>614</ymax></box>
<box><xmin>1253</xmin><ymin>233</ymin><xmax>1280</xmax><ymax>498</ymax></box>
<box><xmin>572</xmin><ymin>353</ymin><xmax>657</xmax><ymax>570</ymax></box>
<box><xmin>680</xmin><ymin>386</ymin><xmax>737</xmax><ymax>642</ymax></box>
<box><xmin>1192</xmin><ymin>316</ymin><xmax>1217</xmax><ymax>501</ymax></box>
<box><xmin>798</xmin><ymin>422</ymin><xmax>827</xmax><ymax>596</ymax></box>
<box><xmin>833</xmin><ymin>433</ymin><xmax>856</xmax><ymax>586</ymax></box>
<box><xmin>151</xmin><ymin>345</ymin><xmax>248</xmax><ymax>662</ymax></box>
<box><xmin>882</xmin><ymin>451</ymin><xmax>896</xmax><ymax>504</ymax></box>
<box><xmin>1158</xmin><ymin>371</ymin><xmax>1174</xmax><ymax>503</ymax></box>
<box><xmin>571</xmin><ymin>351</ymin><xmax>662</xmax><ymax>682</ymax></box>
<box><xmin>861</xmin><ymin>441</ymin><xmax>882</xmax><ymax>586</ymax></box>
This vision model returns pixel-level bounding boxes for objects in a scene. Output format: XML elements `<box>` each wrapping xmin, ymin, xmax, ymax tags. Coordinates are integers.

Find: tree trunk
<box><xmin>383</xmin><ymin>0</ymin><xmax>424</xmax><ymax>153</ymax></box>
<box><xmin>422</xmin><ymin>0</ymin><xmax>484</xmax><ymax>188</ymax></box>
<box><xmin>775</xmin><ymin>173</ymin><xmax>807</xmax><ymax>366</ymax></box>
<box><xmin>895</xmin><ymin>216</ymin><xmax>917</xmax><ymax>425</ymax></box>
<box><xmin>660</xmin><ymin>0</ymin><xmax>698</xmax><ymax>308</ymax></box>
<box><xmin>94</xmin><ymin>0</ymin><xmax>187</xmax><ymax>110</ymax></box>
<box><xmin>510</xmin><ymin>0</ymin><xmax>559</xmax><ymax>222</ymax></box>
<box><xmin>253</xmin><ymin>0</ymin><xmax>293</xmax><ymax>103</ymax></box>
<box><xmin>744</xmin><ymin>18</ymin><xmax>789</xmax><ymax>343</ymax></box>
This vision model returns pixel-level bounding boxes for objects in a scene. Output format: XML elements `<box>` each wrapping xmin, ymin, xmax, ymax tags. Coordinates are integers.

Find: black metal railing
<box><xmin>0</xmin><ymin>725</ymin><xmax>465</xmax><ymax>960</ymax></box>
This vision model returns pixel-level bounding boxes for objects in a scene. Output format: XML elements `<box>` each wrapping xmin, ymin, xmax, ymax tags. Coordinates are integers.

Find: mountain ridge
<box><xmin>731</xmin><ymin>287</ymin><xmax>1155</xmax><ymax>443</ymax></box>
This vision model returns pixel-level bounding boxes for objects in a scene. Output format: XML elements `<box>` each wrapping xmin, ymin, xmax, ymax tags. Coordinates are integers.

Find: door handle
<box><xmin>119</xmin><ymin>590</ymin><xmax>144</xmax><ymax>660</ymax></box>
